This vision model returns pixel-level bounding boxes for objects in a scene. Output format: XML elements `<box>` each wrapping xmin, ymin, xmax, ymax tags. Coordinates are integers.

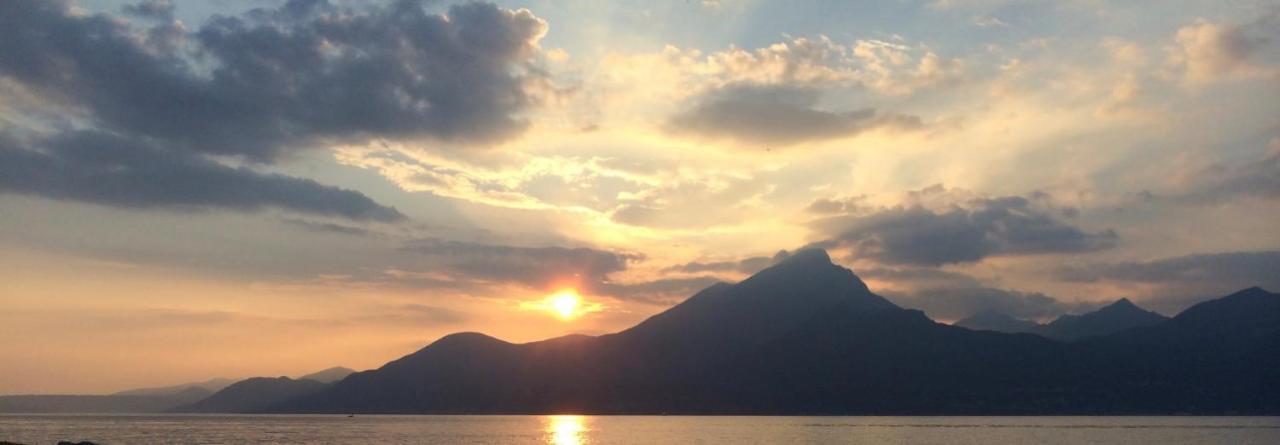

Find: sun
<box><xmin>549</xmin><ymin>289</ymin><xmax>581</xmax><ymax>320</ymax></box>
<box><xmin>520</xmin><ymin>288</ymin><xmax>601</xmax><ymax>321</ymax></box>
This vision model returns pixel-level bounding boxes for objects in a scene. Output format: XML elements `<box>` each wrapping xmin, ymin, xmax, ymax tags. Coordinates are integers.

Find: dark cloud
<box><xmin>662</xmin><ymin>250</ymin><xmax>792</xmax><ymax>275</ymax></box>
<box><xmin>1057</xmin><ymin>250</ymin><xmax>1280</xmax><ymax>315</ymax></box>
<box><xmin>401</xmin><ymin>238</ymin><xmax>643</xmax><ymax>290</ymax></box>
<box><xmin>667</xmin><ymin>84</ymin><xmax>923</xmax><ymax>146</ymax></box>
<box><xmin>813</xmin><ymin>188</ymin><xmax>1118</xmax><ymax>266</ymax></box>
<box><xmin>1058</xmin><ymin>250</ymin><xmax>1280</xmax><ymax>284</ymax></box>
<box><xmin>0</xmin><ymin>0</ymin><xmax>547</xmax><ymax>160</ymax></box>
<box><xmin>122</xmin><ymin>0</ymin><xmax>174</xmax><ymax>20</ymax></box>
<box><xmin>883</xmin><ymin>286</ymin><xmax>1077</xmax><ymax>322</ymax></box>
<box><xmin>857</xmin><ymin>266</ymin><xmax>984</xmax><ymax>289</ymax></box>
<box><xmin>857</xmin><ymin>266</ymin><xmax>1086</xmax><ymax>321</ymax></box>
<box><xmin>0</xmin><ymin>131</ymin><xmax>404</xmax><ymax>221</ymax></box>
<box><xmin>0</xmin><ymin>0</ymin><xmax>549</xmax><ymax>220</ymax></box>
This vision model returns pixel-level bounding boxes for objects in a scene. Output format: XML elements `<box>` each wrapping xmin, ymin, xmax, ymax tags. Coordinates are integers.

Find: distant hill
<box><xmin>114</xmin><ymin>377</ymin><xmax>237</xmax><ymax>397</ymax></box>
<box><xmin>267</xmin><ymin>249</ymin><xmax>1280</xmax><ymax>414</ymax></box>
<box><xmin>298</xmin><ymin>367</ymin><xmax>355</xmax><ymax>384</ymax></box>
<box><xmin>0</xmin><ymin>387</ymin><xmax>210</xmax><ymax>413</ymax></box>
<box><xmin>955</xmin><ymin>298</ymin><xmax>1170</xmax><ymax>341</ymax></box>
<box><xmin>172</xmin><ymin>377</ymin><xmax>328</xmax><ymax>413</ymax></box>
<box><xmin>3</xmin><ymin>367</ymin><xmax>353</xmax><ymax>414</ymax></box>
<box><xmin>1039</xmin><ymin>298</ymin><xmax>1168</xmax><ymax>341</ymax></box>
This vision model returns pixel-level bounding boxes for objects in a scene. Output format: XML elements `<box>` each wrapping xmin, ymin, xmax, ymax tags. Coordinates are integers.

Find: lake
<box><xmin>2</xmin><ymin>415</ymin><xmax>1278</xmax><ymax>444</ymax></box>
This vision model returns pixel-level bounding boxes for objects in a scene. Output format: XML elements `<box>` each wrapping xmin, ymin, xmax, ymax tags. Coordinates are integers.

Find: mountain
<box><xmin>274</xmin><ymin>249</ymin><xmax>912</xmax><ymax>413</ymax></box>
<box><xmin>1038</xmin><ymin>298</ymin><xmax>1169</xmax><ymax>341</ymax></box>
<box><xmin>2</xmin><ymin>370</ymin><xmax>344</xmax><ymax>414</ymax></box>
<box><xmin>113</xmin><ymin>377</ymin><xmax>237</xmax><ymax>397</ymax></box>
<box><xmin>0</xmin><ymin>387</ymin><xmax>210</xmax><ymax>413</ymax></box>
<box><xmin>1074</xmin><ymin>287</ymin><xmax>1280</xmax><ymax>413</ymax></box>
<box><xmin>173</xmin><ymin>377</ymin><xmax>328</xmax><ymax>413</ymax></box>
<box><xmin>264</xmin><ymin>250</ymin><xmax>1278</xmax><ymax>414</ymax></box>
<box><xmin>298</xmin><ymin>367</ymin><xmax>356</xmax><ymax>384</ymax></box>
<box><xmin>953</xmin><ymin>298</ymin><xmax>1170</xmax><ymax>342</ymax></box>
<box><xmin>953</xmin><ymin>310</ymin><xmax>1041</xmax><ymax>333</ymax></box>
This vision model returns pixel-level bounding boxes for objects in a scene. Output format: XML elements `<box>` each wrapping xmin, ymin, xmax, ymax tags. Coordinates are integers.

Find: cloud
<box><xmin>1167</xmin><ymin>18</ymin><xmax>1274</xmax><ymax>84</ymax></box>
<box><xmin>677</xmin><ymin>35</ymin><xmax>963</xmax><ymax>95</ymax></box>
<box><xmin>1059</xmin><ymin>250</ymin><xmax>1280</xmax><ymax>287</ymax></box>
<box><xmin>122</xmin><ymin>0</ymin><xmax>174</xmax><ymax>20</ymax></box>
<box><xmin>386</xmin><ymin>238</ymin><xmax>725</xmax><ymax>304</ymax></box>
<box><xmin>400</xmin><ymin>238</ymin><xmax>643</xmax><ymax>291</ymax></box>
<box><xmin>805</xmin><ymin>196</ymin><xmax>866</xmax><ymax>214</ymax></box>
<box><xmin>812</xmin><ymin>186</ymin><xmax>1118</xmax><ymax>266</ymax></box>
<box><xmin>0</xmin><ymin>0</ymin><xmax>551</xmax><ymax>220</ymax></box>
<box><xmin>856</xmin><ymin>266</ymin><xmax>1080</xmax><ymax>321</ymax></box>
<box><xmin>356</xmin><ymin>303</ymin><xmax>470</xmax><ymax>325</ymax></box>
<box><xmin>667</xmin><ymin>85</ymin><xmax>923</xmax><ymax>146</ymax></box>
<box><xmin>599</xmin><ymin>276</ymin><xmax>726</xmax><ymax>305</ymax></box>
<box><xmin>280</xmin><ymin>218</ymin><xmax>378</xmax><ymax>236</ymax></box>
<box><xmin>1176</xmin><ymin>139</ymin><xmax>1280</xmax><ymax>203</ymax></box>
<box><xmin>972</xmin><ymin>16</ymin><xmax>1011</xmax><ymax>29</ymax></box>
<box><xmin>0</xmin><ymin>131</ymin><xmax>404</xmax><ymax>221</ymax></box>
<box><xmin>1057</xmin><ymin>250</ymin><xmax>1280</xmax><ymax>314</ymax></box>
<box><xmin>662</xmin><ymin>250</ymin><xmax>791</xmax><ymax>275</ymax></box>
<box><xmin>884</xmin><ymin>286</ymin><xmax>1072</xmax><ymax>322</ymax></box>
<box><xmin>0</xmin><ymin>0</ymin><xmax>549</xmax><ymax>160</ymax></box>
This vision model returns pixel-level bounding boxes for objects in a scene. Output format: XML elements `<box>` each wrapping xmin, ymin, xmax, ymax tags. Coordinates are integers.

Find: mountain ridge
<box><xmin>267</xmin><ymin>249</ymin><xmax>1280</xmax><ymax>414</ymax></box>
<box><xmin>954</xmin><ymin>297</ymin><xmax>1170</xmax><ymax>341</ymax></box>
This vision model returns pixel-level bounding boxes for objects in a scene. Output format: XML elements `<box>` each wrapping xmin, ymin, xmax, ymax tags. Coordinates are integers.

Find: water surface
<box><xmin>2</xmin><ymin>414</ymin><xmax>1277</xmax><ymax>444</ymax></box>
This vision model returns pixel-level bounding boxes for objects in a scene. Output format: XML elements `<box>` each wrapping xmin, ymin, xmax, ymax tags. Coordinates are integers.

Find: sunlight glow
<box><xmin>520</xmin><ymin>289</ymin><xmax>601</xmax><ymax>321</ymax></box>
<box><xmin>546</xmin><ymin>415</ymin><xmax>586</xmax><ymax>445</ymax></box>
<box><xmin>551</xmin><ymin>290</ymin><xmax>580</xmax><ymax>319</ymax></box>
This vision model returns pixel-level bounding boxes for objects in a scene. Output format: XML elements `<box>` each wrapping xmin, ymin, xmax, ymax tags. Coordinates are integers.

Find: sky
<box><xmin>0</xmin><ymin>0</ymin><xmax>1278</xmax><ymax>394</ymax></box>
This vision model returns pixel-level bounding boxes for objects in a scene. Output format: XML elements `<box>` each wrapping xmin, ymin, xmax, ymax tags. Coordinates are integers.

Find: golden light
<box><xmin>550</xmin><ymin>290</ymin><xmax>580</xmax><ymax>319</ymax></box>
<box><xmin>546</xmin><ymin>415</ymin><xmax>586</xmax><ymax>445</ymax></box>
<box><xmin>520</xmin><ymin>288</ymin><xmax>602</xmax><ymax>321</ymax></box>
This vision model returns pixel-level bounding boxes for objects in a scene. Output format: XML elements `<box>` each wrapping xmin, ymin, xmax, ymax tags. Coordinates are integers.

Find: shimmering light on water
<box><xmin>2</xmin><ymin>415</ymin><xmax>1279</xmax><ymax>445</ymax></box>
<box><xmin>546</xmin><ymin>415</ymin><xmax>586</xmax><ymax>445</ymax></box>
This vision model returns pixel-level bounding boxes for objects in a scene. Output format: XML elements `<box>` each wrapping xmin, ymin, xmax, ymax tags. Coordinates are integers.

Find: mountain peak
<box><xmin>298</xmin><ymin>366</ymin><xmax>356</xmax><ymax>384</ymax></box>
<box><xmin>777</xmin><ymin>248</ymin><xmax>832</xmax><ymax>266</ymax></box>
<box><xmin>1173</xmin><ymin>286</ymin><xmax>1277</xmax><ymax>326</ymax></box>
<box><xmin>1224</xmin><ymin>286</ymin><xmax>1273</xmax><ymax>300</ymax></box>
<box><xmin>1102</xmin><ymin>298</ymin><xmax>1140</xmax><ymax>312</ymax></box>
<box><xmin>741</xmin><ymin>247</ymin><xmax>883</xmax><ymax>304</ymax></box>
<box><xmin>1040</xmin><ymin>297</ymin><xmax>1168</xmax><ymax>341</ymax></box>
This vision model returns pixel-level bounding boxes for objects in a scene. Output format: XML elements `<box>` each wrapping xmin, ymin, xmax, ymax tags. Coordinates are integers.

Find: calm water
<box><xmin>1</xmin><ymin>415</ymin><xmax>1278</xmax><ymax>444</ymax></box>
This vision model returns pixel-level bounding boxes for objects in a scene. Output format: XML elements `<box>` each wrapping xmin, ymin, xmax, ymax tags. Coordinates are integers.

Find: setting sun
<box><xmin>551</xmin><ymin>290</ymin><xmax>581</xmax><ymax>320</ymax></box>
<box><xmin>520</xmin><ymin>289</ymin><xmax>602</xmax><ymax>321</ymax></box>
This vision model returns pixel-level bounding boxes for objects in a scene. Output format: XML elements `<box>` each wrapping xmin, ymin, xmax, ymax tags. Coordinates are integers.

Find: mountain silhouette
<box><xmin>1072</xmin><ymin>287</ymin><xmax>1280</xmax><ymax>413</ymax></box>
<box><xmin>265</xmin><ymin>250</ymin><xmax>1278</xmax><ymax>414</ymax></box>
<box><xmin>173</xmin><ymin>377</ymin><xmax>328</xmax><ymax>413</ymax></box>
<box><xmin>0</xmin><ymin>386</ymin><xmax>211</xmax><ymax>414</ymax></box>
<box><xmin>955</xmin><ymin>298</ymin><xmax>1170</xmax><ymax>341</ymax></box>
<box><xmin>1039</xmin><ymin>298</ymin><xmax>1169</xmax><ymax>341</ymax></box>
<box><xmin>113</xmin><ymin>377</ymin><xmax>237</xmax><ymax>397</ymax></box>
<box><xmin>298</xmin><ymin>367</ymin><xmax>356</xmax><ymax>384</ymax></box>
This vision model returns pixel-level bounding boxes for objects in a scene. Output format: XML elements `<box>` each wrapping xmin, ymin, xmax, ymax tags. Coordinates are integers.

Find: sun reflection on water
<box><xmin>546</xmin><ymin>415</ymin><xmax>587</xmax><ymax>445</ymax></box>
